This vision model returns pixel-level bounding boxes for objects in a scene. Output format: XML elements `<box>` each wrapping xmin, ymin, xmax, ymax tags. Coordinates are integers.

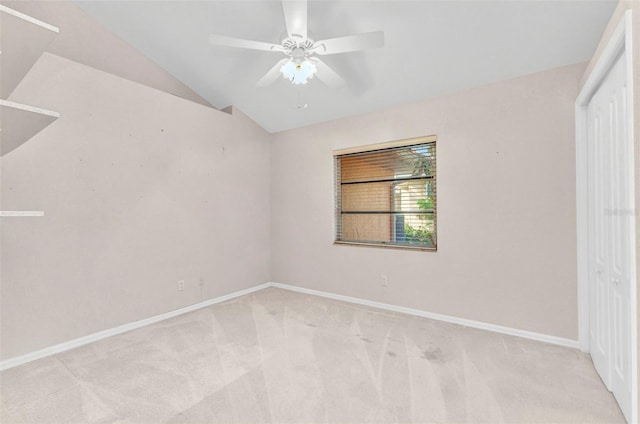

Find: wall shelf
<box><xmin>0</xmin><ymin>211</ymin><xmax>44</xmax><ymax>217</ymax></box>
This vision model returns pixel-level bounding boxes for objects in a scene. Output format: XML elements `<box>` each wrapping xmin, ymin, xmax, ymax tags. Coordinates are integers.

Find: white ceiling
<box><xmin>74</xmin><ymin>0</ymin><xmax>617</xmax><ymax>133</ymax></box>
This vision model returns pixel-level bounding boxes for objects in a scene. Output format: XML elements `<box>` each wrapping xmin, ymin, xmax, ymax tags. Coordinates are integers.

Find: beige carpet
<box><xmin>0</xmin><ymin>287</ymin><xmax>625</xmax><ymax>423</ymax></box>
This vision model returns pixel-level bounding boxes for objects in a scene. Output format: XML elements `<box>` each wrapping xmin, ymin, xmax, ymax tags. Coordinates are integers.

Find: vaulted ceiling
<box><xmin>74</xmin><ymin>0</ymin><xmax>617</xmax><ymax>133</ymax></box>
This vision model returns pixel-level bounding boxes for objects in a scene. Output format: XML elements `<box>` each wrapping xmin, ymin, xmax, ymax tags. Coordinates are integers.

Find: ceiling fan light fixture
<box><xmin>280</xmin><ymin>59</ymin><xmax>316</xmax><ymax>85</ymax></box>
<box><xmin>208</xmin><ymin>0</ymin><xmax>385</xmax><ymax>89</ymax></box>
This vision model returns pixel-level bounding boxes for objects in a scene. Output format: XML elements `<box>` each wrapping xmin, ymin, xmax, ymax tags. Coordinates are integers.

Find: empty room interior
<box><xmin>1</xmin><ymin>0</ymin><xmax>639</xmax><ymax>423</ymax></box>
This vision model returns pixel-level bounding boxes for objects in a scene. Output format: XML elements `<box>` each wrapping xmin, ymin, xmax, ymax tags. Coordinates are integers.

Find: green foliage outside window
<box><xmin>404</xmin><ymin>180</ymin><xmax>435</xmax><ymax>247</ymax></box>
<box><xmin>404</xmin><ymin>223</ymin><xmax>435</xmax><ymax>246</ymax></box>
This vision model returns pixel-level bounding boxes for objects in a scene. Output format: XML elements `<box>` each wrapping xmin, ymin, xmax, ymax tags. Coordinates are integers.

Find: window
<box><xmin>334</xmin><ymin>136</ymin><xmax>437</xmax><ymax>250</ymax></box>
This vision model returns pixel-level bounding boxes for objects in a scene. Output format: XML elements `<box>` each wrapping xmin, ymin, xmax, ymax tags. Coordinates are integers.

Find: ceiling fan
<box><xmin>208</xmin><ymin>0</ymin><xmax>384</xmax><ymax>88</ymax></box>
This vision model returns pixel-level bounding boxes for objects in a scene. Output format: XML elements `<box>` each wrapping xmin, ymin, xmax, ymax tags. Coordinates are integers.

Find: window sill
<box><xmin>333</xmin><ymin>240</ymin><xmax>437</xmax><ymax>252</ymax></box>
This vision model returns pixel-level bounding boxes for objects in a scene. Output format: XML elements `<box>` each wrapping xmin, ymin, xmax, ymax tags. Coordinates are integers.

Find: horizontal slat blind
<box><xmin>335</xmin><ymin>139</ymin><xmax>436</xmax><ymax>249</ymax></box>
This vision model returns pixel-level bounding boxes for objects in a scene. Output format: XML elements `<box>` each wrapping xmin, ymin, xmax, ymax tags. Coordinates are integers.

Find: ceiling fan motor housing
<box><xmin>283</xmin><ymin>36</ymin><xmax>315</xmax><ymax>62</ymax></box>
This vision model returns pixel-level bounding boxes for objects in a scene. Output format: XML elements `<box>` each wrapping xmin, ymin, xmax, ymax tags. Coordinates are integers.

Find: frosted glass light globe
<box><xmin>280</xmin><ymin>60</ymin><xmax>317</xmax><ymax>85</ymax></box>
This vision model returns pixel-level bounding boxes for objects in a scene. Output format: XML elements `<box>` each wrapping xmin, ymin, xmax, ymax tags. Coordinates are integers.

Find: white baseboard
<box><xmin>0</xmin><ymin>283</ymin><xmax>271</xmax><ymax>371</ymax></box>
<box><xmin>0</xmin><ymin>281</ymin><xmax>579</xmax><ymax>371</ymax></box>
<box><xmin>269</xmin><ymin>282</ymin><xmax>580</xmax><ymax>350</ymax></box>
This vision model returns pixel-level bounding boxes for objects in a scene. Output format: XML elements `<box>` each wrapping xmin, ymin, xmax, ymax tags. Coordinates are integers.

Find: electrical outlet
<box><xmin>178</xmin><ymin>280</ymin><xmax>185</xmax><ymax>291</ymax></box>
<box><xmin>381</xmin><ymin>274</ymin><xmax>388</xmax><ymax>287</ymax></box>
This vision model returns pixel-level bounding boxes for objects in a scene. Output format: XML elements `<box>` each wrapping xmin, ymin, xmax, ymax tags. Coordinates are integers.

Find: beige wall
<box><xmin>579</xmin><ymin>0</ymin><xmax>640</xmax><ymax>413</ymax></box>
<box><xmin>271</xmin><ymin>62</ymin><xmax>585</xmax><ymax>340</ymax></box>
<box><xmin>0</xmin><ymin>53</ymin><xmax>271</xmax><ymax>360</ymax></box>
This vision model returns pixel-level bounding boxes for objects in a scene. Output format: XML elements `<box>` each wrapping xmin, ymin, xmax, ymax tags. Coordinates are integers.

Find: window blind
<box><xmin>334</xmin><ymin>137</ymin><xmax>437</xmax><ymax>250</ymax></box>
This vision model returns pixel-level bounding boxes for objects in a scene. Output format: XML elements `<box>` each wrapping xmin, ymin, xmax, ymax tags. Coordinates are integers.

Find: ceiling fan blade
<box><xmin>282</xmin><ymin>0</ymin><xmax>307</xmax><ymax>39</ymax></box>
<box><xmin>257</xmin><ymin>59</ymin><xmax>290</xmax><ymax>87</ymax></box>
<box><xmin>209</xmin><ymin>33</ymin><xmax>283</xmax><ymax>52</ymax></box>
<box><xmin>313</xmin><ymin>59</ymin><xmax>346</xmax><ymax>89</ymax></box>
<box><xmin>313</xmin><ymin>31</ymin><xmax>384</xmax><ymax>55</ymax></box>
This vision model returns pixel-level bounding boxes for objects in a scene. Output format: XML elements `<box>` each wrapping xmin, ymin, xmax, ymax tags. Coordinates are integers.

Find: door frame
<box><xmin>576</xmin><ymin>9</ymin><xmax>636</xmax><ymax>422</ymax></box>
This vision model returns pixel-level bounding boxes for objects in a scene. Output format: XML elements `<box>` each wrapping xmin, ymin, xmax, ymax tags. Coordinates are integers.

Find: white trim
<box><xmin>332</xmin><ymin>135</ymin><xmax>436</xmax><ymax>156</ymax></box>
<box><xmin>576</xmin><ymin>105</ymin><xmax>590</xmax><ymax>352</ymax></box>
<box><xmin>0</xmin><ymin>211</ymin><xmax>44</xmax><ymax>217</ymax></box>
<box><xmin>576</xmin><ymin>19</ymin><xmax>626</xmax><ymax>106</ymax></box>
<box><xmin>270</xmin><ymin>282</ymin><xmax>580</xmax><ymax>349</ymax></box>
<box><xmin>0</xmin><ymin>281</ymin><xmax>583</xmax><ymax>372</ymax></box>
<box><xmin>0</xmin><ymin>5</ymin><xmax>59</xmax><ymax>33</ymax></box>
<box><xmin>624</xmin><ymin>10</ymin><xmax>637</xmax><ymax>424</ymax></box>
<box><xmin>575</xmin><ymin>10</ymin><xmax>637</xmax><ymax>423</ymax></box>
<box><xmin>0</xmin><ymin>99</ymin><xmax>60</xmax><ymax>119</ymax></box>
<box><xmin>0</xmin><ymin>283</ymin><xmax>271</xmax><ymax>371</ymax></box>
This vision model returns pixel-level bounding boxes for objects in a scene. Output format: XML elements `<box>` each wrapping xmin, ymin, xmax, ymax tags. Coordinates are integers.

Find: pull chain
<box><xmin>296</xmin><ymin>86</ymin><xmax>308</xmax><ymax>110</ymax></box>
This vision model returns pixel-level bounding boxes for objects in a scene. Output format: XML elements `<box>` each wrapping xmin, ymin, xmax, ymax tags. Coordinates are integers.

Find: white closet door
<box><xmin>587</xmin><ymin>51</ymin><xmax>632</xmax><ymax>421</ymax></box>
<box><xmin>607</xmin><ymin>51</ymin><xmax>632</xmax><ymax>419</ymax></box>
<box><xmin>587</xmin><ymin>62</ymin><xmax>612</xmax><ymax>388</ymax></box>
